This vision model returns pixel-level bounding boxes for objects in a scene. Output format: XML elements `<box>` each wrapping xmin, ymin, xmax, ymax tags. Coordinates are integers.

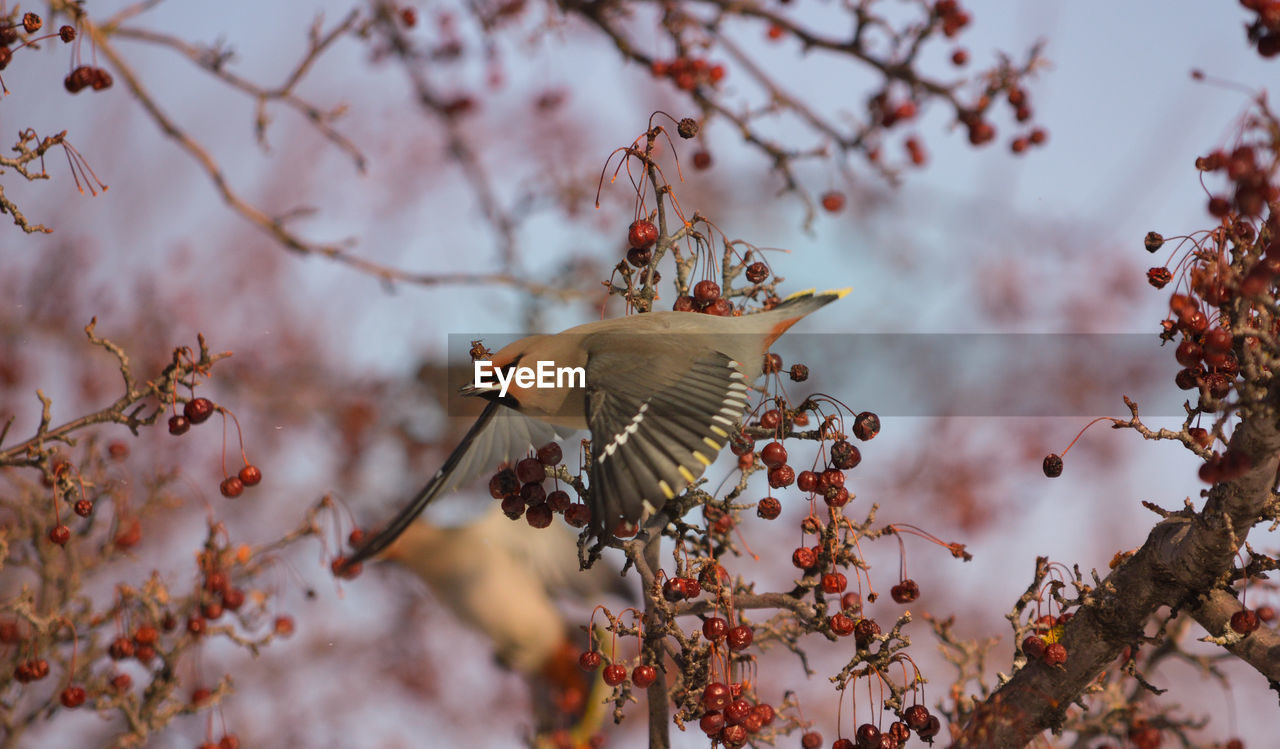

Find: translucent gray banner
<box><xmin>440</xmin><ymin>333</ymin><xmax>1190</xmax><ymax>417</ymax></box>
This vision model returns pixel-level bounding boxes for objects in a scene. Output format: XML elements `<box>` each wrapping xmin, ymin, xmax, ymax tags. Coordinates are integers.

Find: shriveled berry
<box><xmin>1043</xmin><ymin>642</ymin><xmax>1067</xmax><ymax>666</ymax></box>
<box><xmin>725</xmin><ymin>698</ymin><xmax>752</xmax><ymax>725</ymax></box>
<box><xmin>854</xmin><ymin>617</ymin><xmax>880</xmax><ymax>647</ymax></box>
<box><xmin>521</xmin><ymin>482</ymin><xmax>547</xmax><ymax>505</ymax></box>
<box><xmin>831</xmin><ymin>440</ymin><xmax>861</xmax><ymax>469</ymax></box>
<box><xmin>767</xmin><ymin>464</ymin><xmax>795</xmax><ymax>488</ymax></box>
<box><xmin>547</xmin><ymin>489</ymin><xmax>571</xmax><ymax>512</ymax></box>
<box><xmin>745</xmin><ymin>261</ymin><xmax>769</xmax><ymax>283</ymax></box>
<box><xmin>564</xmin><ymin>503</ymin><xmax>591</xmax><ymax>527</ymax></box>
<box><xmin>525</xmin><ymin>503</ymin><xmax>553</xmax><ymax>528</ymax></box>
<box><xmin>792</xmin><ymin>546</ymin><xmax>817</xmax><ymax>569</ymax></box>
<box><xmin>1042</xmin><ymin>453</ymin><xmax>1063</xmax><ymax>478</ymax></box>
<box><xmin>830</xmin><ymin>612</ymin><xmax>856</xmax><ymax>636</ymax></box>
<box><xmin>693</xmin><ymin>279</ymin><xmax>722</xmax><ymax>304</ymax></box>
<box><xmin>626</xmin><ymin>246</ymin><xmax>652</xmax><ymax>268</ymax></box>
<box><xmin>488</xmin><ymin>469</ymin><xmax>519</xmax><ymax>499</ymax></box>
<box><xmin>184</xmin><ymin>397</ymin><xmax>214</xmax><ymax>424</ymax></box>
<box><xmin>60</xmin><ymin>25</ymin><xmax>76</xmax><ymax>43</ymax></box>
<box><xmin>756</xmin><ymin>496</ymin><xmax>781</xmax><ymax>519</ymax></box>
<box><xmin>578</xmin><ymin>650</ymin><xmax>602</xmax><ymax>671</ymax></box>
<box><xmin>1144</xmin><ymin>231</ymin><xmax>1164</xmax><ymax>252</ymax></box>
<box><xmin>516</xmin><ymin>457</ymin><xmax>545</xmax><ymax>484</ymax></box>
<box><xmin>822</xmin><ymin>572</ymin><xmax>848</xmax><ymax>594</ymax></box>
<box><xmin>168</xmin><ymin>415</ymin><xmax>190</xmax><ymax>435</ymax></box>
<box><xmin>852</xmin><ymin>412</ymin><xmax>880</xmax><ymax>441</ymax></box>
<box><xmin>673</xmin><ymin>295</ymin><xmax>697</xmax><ymax>312</ymax></box>
<box><xmin>721</xmin><ymin>724</ymin><xmax>748</xmax><ymax>747</ymax></box>
<box><xmin>890</xmin><ymin>579</ymin><xmax>919</xmax><ymax>603</ymax></box>
<box><xmin>500</xmin><ymin>494</ymin><xmax>525</xmax><ymax>519</ymax></box>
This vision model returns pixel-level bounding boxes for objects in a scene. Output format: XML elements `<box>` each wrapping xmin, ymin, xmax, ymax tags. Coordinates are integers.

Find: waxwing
<box><xmin>347</xmin><ymin>288</ymin><xmax>848</xmax><ymax>566</ymax></box>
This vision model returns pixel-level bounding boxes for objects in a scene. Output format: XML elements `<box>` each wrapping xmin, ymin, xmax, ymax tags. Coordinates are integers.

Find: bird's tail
<box><xmin>754</xmin><ymin>288</ymin><xmax>851</xmax><ymax>347</ymax></box>
<box><xmin>769</xmin><ymin>288</ymin><xmax>852</xmax><ymax>317</ymax></box>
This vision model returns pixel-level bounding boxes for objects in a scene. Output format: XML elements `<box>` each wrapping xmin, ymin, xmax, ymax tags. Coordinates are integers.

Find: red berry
<box><xmin>745</xmin><ymin>261</ymin><xmax>769</xmax><ymax>283</ymax></box>
<box><xmin>238</xmin><ymin>465</ymin><xmax>262</xmax><ymax>486</ymax></box>
<box><xmin>578</xmin><ymin>650</ymin><xmax>602</xmax><ymax>671</ymax></box>
<box><xmin>753</xmin><ymin>704</ymin><xmax>776</xmax><ymax>727</ymax></box>
<box><xmin>536</xmin><ymin>442</ymin><xmax>562</xmax><ymax>466</ymax></box>
<box><xmin>951</xmin><ymin>48</ymin><xmax>969</xmax><ymax>65</ymax></box>
<box><xmin>220</xmin><ymin>476</ymin><xmax>244</xmax><ymax>498</ymax></box>
<box><xmin>756</xmin><ymin>496</ymin><xmax>781</xmax><ymax>519</ymax></box>
<box><xmin>60</xmin><ymin>685</ymin><xmax>87</xmax><ymax>708</ymax></box>
<box><xmin>184</xmin><ymin>397</ymin><xmax>215</xmax><ymax>424</ymax></box>
<box><xmin>662</xmin><ymin>577</ymin><xmax>688</xmax><ymax>602</ymax></box>
<box><xmin>721</xmin><ymin>724</ymin><xmax>748</xmax><ymax>747</ymax></box>
<box><xmin>854</xmin><ymin>617</ymin><xmax>880</xmax><ymax>647</ymax></box>
<box><xmin>222</xmin><ymin>587</ymin><xmax>245</xmax><ymax>610</ymax></box>
<box><xmin>168</xmin><ymin>415</ymin><xmax>190</xmax><ymax>435</ymax></box>
<box><xmin>821</xmin><ymin>190</ymin><xmax>846</xmax><ymax>213</ymax></box>
<box><xmin>761</xmin><ymin>441</ymin><xmax>787</xmax><ymax>467</ymax></box>
<box><xmin>488</xmin><ymin>468</ymin><xmax>519</xmax><ymax>498</ymax></box>
<box><xmin>856</xmin><ymin>723</ymin><xmax>880</xmax><ymax>746</ymax></box>
<box><xmin>822</xmin><ymin>572</ymin><xmax>848</xmax><ymax>594</ymax></box>
<box><xmin>830</xmin><ymin>612</ymin><xmax>856</xmax><ymax>636</ymax></box>
<box><xmin>500</xmin><ymin>494</ymin><xmax>525</xmax><ymax>519</ymax></box>
<box><xmin>547</xmin><ymin>489</ymin><xmax>571</xmax><ymax>512</ymax></box>
<box><xmin>797</xmin><ymin>470</ymin><xmax>819</xmax><ymax>492</ymax></box>
<box><xmin>628</xmin><ymin>219</ymin><xmax>659</xmax><ymax>249</ymax></box>
<box><xmin>632</xmin><ymin>664</ymin><xmax>658</xmax><ymax>688</ymax></box>
<box><xmin>703</xmin><ymin>616</ymin><xmax>729</xmax><ymax>641</ymax></box>
<box><xmin>832</xmin><ymin>739</ymin><xmax>854</xmax><ymax>749</ymax></box>
<box><xmin>841</xmin><ymin>591</ymin><xmax>862</xmax><ymax>611</ymax></box>
<box><xmin>767</xmin><ymin>464</ymin><xmax>795</xmax><ymax>488</ymax></box>
<box><xmin>920</xmin><ymin>715</ymin><xmax>941</xmax><ymax>739</ymax></box>
<box><xmin>727</xmin><ymin>625</ymin><xmax>753</xmax><ymax>651</ymax></box>
<box><xmin>525</xmin><ymin>503</ymin><xmax>553</xmax><ymax>528</ymax></box>
<box><xmin>692</xmin><ymin>150</ymin><xmax>713</xmax><ymax>170</ymax></box>
<box><xmin>1021</xmin><ymin>634</ymin><xmax>1046</xmax><ymax>660</ymax></box>
<box><xmin>801</xmin><ymin>732</ymin><xmax>823</xmax><ymax>749</ymax></box>
<box><xmin>693</xmin><ymin>279</ymin><xmax>722</xmax><ymax>304</ymax></box>
<box><xmin>1043</xmin><ymin>642</ymin><xmax>1067</xmax><ymax>666</ymax></box>
<box><xmin>48</xmin><ymin>524</ymin><xmax>71</xmax><ymax>545</ymax></box>
<box><xmin>1230</xmin><ymin>608</ymin><xmax>1260</xmax><ymax>635</ymax></box>
<box><xmin>700</xmin><ymin>710</ymin><xmax>726</xmax><ymax>736</ymax></box>
<box><xmin>831</xmin><ymin>439</ymin><xmax>862</xmax><ymax>468</ymax></box>
<box><xmin>903</xmin><ymin>704</ymin><xmax>931</xmax><ymax>732</ymax></box>
<box><xmin>564</xmin><ymin>503</ymin><xmax>591</xmax><ymax>527</ymax></box>
<box><xmin>792</xmin><ymin>547</ymin><xmax>817</xmax><ymax>570</ymax></box>
<box><xmin>626</xmin><ymin>246</ymin><xmax>652</xmax><ymax>268</ymax></box>
<box><xmin>725</xmin><ymin>698</ymin><xmax>752</xmax><ymax>725</ymax></box>
<box><xmin>331</xmin><ymin>555</ymin><xmax>362</xmax><ymax>579</ymax></box>
<box><xmin>822</xmin><ymin>468</ymin><xmax>845</xmax><ymax>488</ymax></box>
<box><xmin>890</xmin><ymin>579</ymin><xmax>919</xmax><ymax>603</ymax></box>
<box><xmin>516</xmin><ymin>456</ymin><xmax>545</xmax><ymax>484</ymax></box>
<box><xmin>702</xmin><ymin>682</ymin><xmax>732</xmax><ymax>711</ymax></box>
<box><xmin>673</xmin><ymin>295</ymin><xmax>697</xmax><ymax>312</ymax></box>
<box><xmin>602</xmin><ymin>663</ymin><xmax>627</xmax><ymax>686</ymax></box>
<box><xmin>1175</xmin><ymin>340</ymin><xmax>1203</xmax><ymax>367</ymax></box>
<box><xmin>759</xmin><ymin>408</ymin><xmax>782</xmax><ymax>429</ymax></box>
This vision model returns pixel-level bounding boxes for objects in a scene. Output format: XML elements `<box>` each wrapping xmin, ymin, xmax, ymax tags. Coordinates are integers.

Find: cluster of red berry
<box><xmin>801</xmin><ymin>703</ymin><xmax>941</xmax><ymax>749</ymax></box>
<box><xmin>0</xmin><ymin>13</ymin><xmax>76</xmax><ymax>72</ymax></box>
<box><xmin>649</xmin><ymin>57</ymin><xmax>726</xmax><ymax>92</ymax></box>
<box><xmin>933</xmin><ymin>0</ymin><xmax>971</xmax><ymax>37</ymax></box>
<box><xmin>167</xmin><ymin>397</ymin><xmax>265</xmax><ymax>498</ymax></box>
<box><xmin>1201</xmin><ymin>145</ymin><xmax>1277</xmax><ymax>219</ymax></box>
<box><xmin>187</xmin><ymin>560</ymin><xmax>249</xmax><ymax>637</ymax></box>
<box><xmin>487</xmin><ymin>441</ymin><xmax>590</xmax><ymax>528</ymax></box>
<box><xmin>1020</xmin><ymin>612</ymin><xmax>1073</xmax><ymax>668</ymax></box>
<box><xmin>1240</xmin><ymin>0</ymin><xmax>1280</xmax><ymax>57</ymax></box>
<box><xmin>64</xmin><ymin>64</ymin><xmax>112</xmax><ymax>93</ymax></box>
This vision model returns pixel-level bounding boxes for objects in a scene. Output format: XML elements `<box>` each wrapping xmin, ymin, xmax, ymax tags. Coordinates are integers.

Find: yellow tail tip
<box><xmin>781</xmin><ymin>287</ymin><xmax>852</xmax><ymax>302</ymax></box>
<box><xmin>830</xmin><ymin>287</ymin><xmax>853</xmax><ymax>299</ymax></box>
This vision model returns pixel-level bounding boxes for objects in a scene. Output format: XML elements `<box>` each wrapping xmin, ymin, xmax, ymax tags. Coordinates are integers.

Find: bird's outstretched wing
<box><xmin>346</xmin><ymin>401</ymin><xmax>570</xmax><ymax>566</ymax></box>
<box><xmin>585</xmin><ymin>348</ymin><xmax>750</xmax><ymax>534</ymax></box>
